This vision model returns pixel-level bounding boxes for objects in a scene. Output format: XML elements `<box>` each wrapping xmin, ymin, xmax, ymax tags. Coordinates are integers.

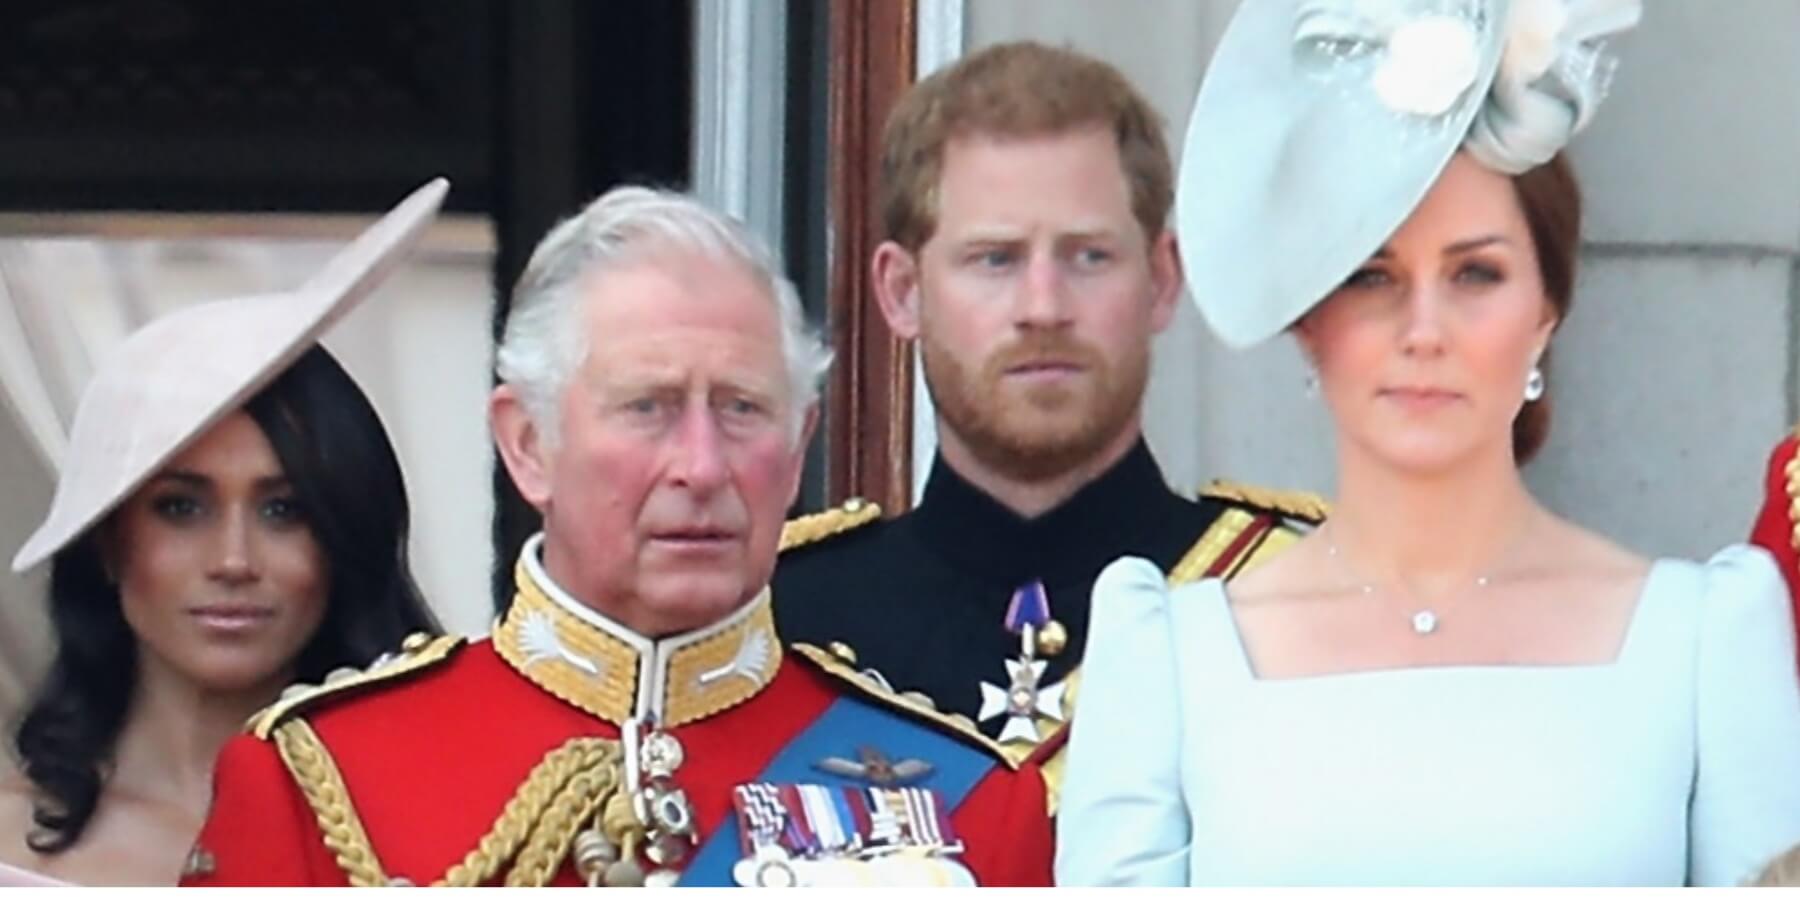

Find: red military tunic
<box><xmin>1749</xmin><ymin>431</ymin><xmax>1800</xmax><ymax>660</ymax></box>
<box><xmin>183</xmin><ymin>541</ymin><xmax>1052</xmax><ymax>887</ymax></box>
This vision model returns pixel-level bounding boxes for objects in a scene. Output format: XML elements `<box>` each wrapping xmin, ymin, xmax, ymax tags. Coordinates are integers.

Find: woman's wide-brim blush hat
<box><xmin>10</xmin><ymin>178</ymin><xmax>449</xmax><ymax>573</ymax></box>
<box><xmin>1176</xmin><ymin>0</ymin><xmax>1640</xmax><ymax>348</ymax></box>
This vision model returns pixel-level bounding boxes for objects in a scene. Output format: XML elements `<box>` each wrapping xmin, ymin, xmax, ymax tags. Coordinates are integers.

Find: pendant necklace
<box><xmin>1324</xmin><ymin>542</ymin><xmax>1492</xmax><ymax>637</ymax></box>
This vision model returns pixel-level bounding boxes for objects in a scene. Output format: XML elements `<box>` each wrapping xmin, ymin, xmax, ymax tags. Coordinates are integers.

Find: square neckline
<box><xmin>1207</xmin><ymin>558</ymin><xmax>1673</xmax><ymax>684</ymax></box>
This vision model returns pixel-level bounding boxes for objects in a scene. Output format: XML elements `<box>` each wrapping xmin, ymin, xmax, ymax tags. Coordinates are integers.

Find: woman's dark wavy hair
<box><xmin>11</xmin><ymin>346</ymin><xmax>441</xmax><ymax>853</ymax></box>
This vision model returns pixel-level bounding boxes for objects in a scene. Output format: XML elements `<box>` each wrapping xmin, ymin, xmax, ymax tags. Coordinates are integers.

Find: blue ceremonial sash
<box><xmin>679</xmin><ymin>694</ymin><xmax>998</xmax><ymax>886</ymax></box>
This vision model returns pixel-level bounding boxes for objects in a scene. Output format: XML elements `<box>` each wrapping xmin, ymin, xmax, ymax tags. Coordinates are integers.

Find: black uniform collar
<box><xmin>908</xmin><ymin>439</ymin><xmax>1189</xmax><ymax>586</ymax></box>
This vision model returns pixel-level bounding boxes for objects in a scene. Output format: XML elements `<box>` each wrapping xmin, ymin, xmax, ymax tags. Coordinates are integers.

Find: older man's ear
<box><xmin>491</xmin><ymin>383</ymin><xmax>552</xmax><ymax>510</ymax></box>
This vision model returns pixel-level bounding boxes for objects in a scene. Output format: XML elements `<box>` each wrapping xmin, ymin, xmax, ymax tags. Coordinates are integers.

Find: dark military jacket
<box><xmin>772</xmin><ymin>440</ymin><xmax>1324</xmax><ymax>807</ymax></box>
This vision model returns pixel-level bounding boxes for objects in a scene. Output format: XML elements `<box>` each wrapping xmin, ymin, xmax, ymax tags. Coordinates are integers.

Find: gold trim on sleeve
<box><xmin>1169</xmin><ymin>508</ymin><xmax>1258</xmax><ymax>585</ymax></box>
<box><xmin>779</xmin><ymin>497</ymin><xmax>882</xmax><ymax>552</ymax></box>
<box><xmin>1784</xmin><ymin>430</ymin><xmax>1800</xmax><ymax>557</ymax></box>
<box><xmin>790</xmin><ymin>642</ymin><xmax>1018</xmax><ymax>768</ymax></box>
<box><xmin>1200</xmin><ymin>480</ymin><xmax>1330</xmax><ymax>523</ymax></box>
<box><xmin>250</xmin><ymin>633</ymin><xmax>464</xmax><ymax>740</ymax></box>
<box><xmin>273</xmin><ymin>719</ymin><xmax>390</xmax><ymax>887</ymax></box>
<box><xmin>276</xmin><ymin>720</ymin><xmax>630</xmax><ymax>887</ymax></box>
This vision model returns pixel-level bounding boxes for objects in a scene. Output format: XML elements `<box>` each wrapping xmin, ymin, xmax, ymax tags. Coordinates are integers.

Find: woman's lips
<box><xmin>1379</xmin><ymin>386</ymin><xmax>1462</xmax><ymax>411</ymax></box>
<box><xmin>188</xmin><ymin>604</ymin><xmax>276</xmax><ymax>634</ymax></box>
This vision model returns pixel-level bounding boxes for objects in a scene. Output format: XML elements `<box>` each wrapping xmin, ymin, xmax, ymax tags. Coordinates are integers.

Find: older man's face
<box><xmin>530</xmin><ymin>252</ymin><xmax>809</xmax><ymax>635</ymax></box>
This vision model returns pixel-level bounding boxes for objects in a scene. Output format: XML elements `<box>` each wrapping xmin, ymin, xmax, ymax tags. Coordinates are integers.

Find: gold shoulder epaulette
<box><xmin>1782</xmin><ymin>428</ymin><xmax>1800</xmax><ymax>555</ymax></box>
<box><xmin>778</xmin><ymin>497</ymin><xmax>882</xmax><ymax>552</ymax></box>
<box><xmin>1172</xmin><ymin>483</ymin><xmax>1329</xmax><ymax>584</ymax></box>
<box><xmin>790</xmin><ymin>642</ymin><xmax>1016</xmax><ymax>769</ymax></box>
<box><xmin>248</xmin><ymin>633</ymin><xmax>465</xmax><ymax>739</ymax></box>
<box><xmin>1200</xmin><ymin>480</ymin><xmax>1330</xmax><ymax>524</ymax></box>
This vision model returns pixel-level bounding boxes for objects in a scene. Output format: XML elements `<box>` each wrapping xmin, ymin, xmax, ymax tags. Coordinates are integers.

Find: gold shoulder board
<box><xmin>1173</xmin><ymin>481</ymin><xmax>1329</xmax><ymax>584</ymax></box>
<box><xmin>790</xmin><ymin>642</ymin><xmax>1017</xmax><ymax>769</ymax></box>
<box><xmin>1199</xmin><ymin>479</ymin><xmax>1330</xmax><ymax>524</ymax></box>
<box><xmin>779</xmin><ymin>497</ymin><xmax>882</xmax><ymax>552</ymax></box>
<box><xmin>1782</xmin><ymin>429</ymin><xmax>1800</xmax><ymax>555</ymax></box>
<box><xmin>248</xmin><ymin>633</ymin><xmax>465</xmax><ymax>739</ymax></box>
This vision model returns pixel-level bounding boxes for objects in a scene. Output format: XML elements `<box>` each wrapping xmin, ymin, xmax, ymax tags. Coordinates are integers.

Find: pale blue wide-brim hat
<box><xmin>1178</xmin><ymin>0</ymin><xmax>1641</xmax><ymax>348</ymax></box>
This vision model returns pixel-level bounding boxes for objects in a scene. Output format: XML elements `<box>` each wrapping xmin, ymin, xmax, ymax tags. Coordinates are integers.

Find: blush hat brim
<box><xmin>10</xmin><ymin>178</ymin><xmax>449</xmax><ymax>573</ymax></box>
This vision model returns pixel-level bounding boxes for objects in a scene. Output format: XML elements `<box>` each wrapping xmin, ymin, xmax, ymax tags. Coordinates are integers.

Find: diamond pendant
<box><xmin>1411</xmin><ymin>610</ymin><xmax>1439</xmax><ymax>635</ymax></box>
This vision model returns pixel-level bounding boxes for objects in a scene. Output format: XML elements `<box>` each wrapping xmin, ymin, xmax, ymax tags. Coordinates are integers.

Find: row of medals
<box><xmin>563</xmin><ymin>724</ymin><xmax>976</xmax><ymax>886</ymax></box>
<box><xmin>556</xmin><ymin>618</ymin><xmax>1076</xmax><ymax>884</ymax></box>
<box><xmin>731</xmin><ymin>781</ymin><xmax>976</xmax><ymax>887</ymax></box>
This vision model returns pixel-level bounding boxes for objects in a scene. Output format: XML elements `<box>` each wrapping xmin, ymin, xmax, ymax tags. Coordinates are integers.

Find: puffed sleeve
<box><xmin>1054</xmin><ymin>556</ymin><xmax>1190</xmax><ymax>886</ymax></box>
<box><xmin>1689</xmin><ymin>545</ymin><xmax>1800</xmax><ymax>886</ymax></box>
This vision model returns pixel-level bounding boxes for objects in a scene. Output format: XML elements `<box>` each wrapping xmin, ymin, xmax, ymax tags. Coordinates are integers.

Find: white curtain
<box><xmin>0</xmin><ymin>241</ymin><xmax>150</xmax><ymax>728</ymax></box>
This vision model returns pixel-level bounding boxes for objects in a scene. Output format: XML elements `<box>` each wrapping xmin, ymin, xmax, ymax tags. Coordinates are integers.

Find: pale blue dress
<box><xmin>1055</xmin><ymin>546</ymin><xmax>1800</xmax><ymax>886</ymax></box>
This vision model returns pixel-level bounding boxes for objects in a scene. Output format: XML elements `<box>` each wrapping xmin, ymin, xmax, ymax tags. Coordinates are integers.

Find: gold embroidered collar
<box><xmin>493</xmin><ymin>534</ymin><xmax>783</xmax><ymax>728</ymax></box>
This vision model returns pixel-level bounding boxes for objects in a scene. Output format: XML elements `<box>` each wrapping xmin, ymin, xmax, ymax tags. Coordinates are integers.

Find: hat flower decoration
<box><xmin>1369</xmin><ymin>12</ymin><xmax>1483</xmax><ymax>116</ymax></box>
<box><xmin>1177</xmin><ymin>0</ymin><xmax>1642</xmax><ymax>348</ymax></box>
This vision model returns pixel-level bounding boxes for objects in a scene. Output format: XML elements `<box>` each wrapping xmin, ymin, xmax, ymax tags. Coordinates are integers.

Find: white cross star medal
<box><xmin>977</xmin><ymin>623</ymin><xmax>1068</xmax><ymax>744</ymax></box>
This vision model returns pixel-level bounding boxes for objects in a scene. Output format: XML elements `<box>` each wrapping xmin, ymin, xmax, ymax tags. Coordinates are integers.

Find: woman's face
<box><xmin>107</xmin><ymin>411</ymin><xmax>328</xmax><ymax>694</ymax></box>
<box><xmin>1296</xmin><ymin>152</ymin><xmax>1558</xmax><ymax>474</ymax></box>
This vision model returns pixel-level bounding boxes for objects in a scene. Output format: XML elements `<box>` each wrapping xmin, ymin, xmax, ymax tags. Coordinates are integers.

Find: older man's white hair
<box><xmin>495</xmin><ymin>186</ymin><xmax>833</xmax><ymax>445</ymax></box>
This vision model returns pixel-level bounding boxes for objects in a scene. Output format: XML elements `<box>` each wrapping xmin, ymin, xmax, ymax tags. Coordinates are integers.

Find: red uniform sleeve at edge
<box><xmin>180</xmin><ymin>732</ymin><xmax>348</xmax><ymax>886</ymax></box>
<box><xmin>1749</xmin><ymin>437</ymin><xmax>1800</xmax><ymax>641</ymax></box>
<box><xmin>951</xmin><ymin>761</ymin><xmax>1053</xmax><ymax>887</ymax></box>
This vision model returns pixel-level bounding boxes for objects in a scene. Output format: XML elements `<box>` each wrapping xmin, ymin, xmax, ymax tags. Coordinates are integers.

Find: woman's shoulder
<box><xmin>1651</xmin><ymin>543</ymin><xmax>1788</xmax><ymax>623</ymax></box>
<box><xmin>0</xmin><ymin>779</ymin><xmax>44</xmax><ymax>874</ymax></box>
<box><xmin>1654</xmin><ymin>542</ymin><xmax>1781</xmax><ymax>581</ymax></box>
<box><xmin>1601</xmin><ymin>540</ymin><xmax>1793</xmax><ymax>675</ymax></box>
<box><xmin>0</xmin><ymin>776</ymin><xmax>34</xmax><ymax>823</ymax></box>
<box><xmin>1201</xmin><ymin>531</ymin><xmax>1331</xmax><ymax>608</ymax></box>
<box><xmin>1096</xmin><ymin>555</ymin><xmax>1228</xmax><ymax>604</ymax></box>
<box><xmin>1091</xmin><ymin>558</ymin><xmax>1232</xmax><ymax>647</ymax></box>
<box><xmin>1609</xmin><ymin>528</ymin><xmax>1780</xmax><ymax>603</ymax></box>
<box><xmin>0</xmin><ymin>858</ymin><xmax>66</xmax><ymax>888</ymax></box>
<box><xmin>1512</xmin><ymin>520</ymin><xmax>1656</xmax><ymax>613</ymax></box>
<box><xmin>1540</xmin><ymin>518</ymin><xmax>1651</xmax><ymax>576</ymax></box>
<box><xmin>0</xmin><ymin>778</ymin><xmax>196</xmax><ymax>886</ymax></box>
